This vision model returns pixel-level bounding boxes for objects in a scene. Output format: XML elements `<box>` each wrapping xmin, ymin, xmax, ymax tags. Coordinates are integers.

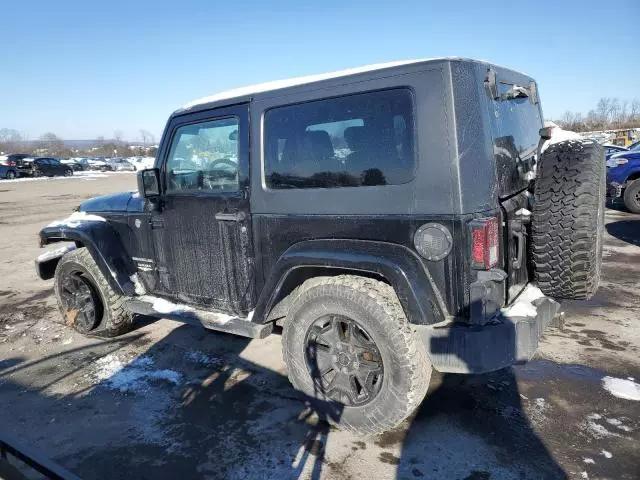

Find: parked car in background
<box><xmin>60</xmin><ymin>158</ymin><xmax>85</xmax><ymax>171</ymax></box>
<box><xmin>107</xmin><ymin>157</ymin><xmax>136</xmax><ymax>171</ymax></box>
<box><xmin>128</xmin><ymin>156</ymin><xmax>156</xmax><ymax>170</ymax></box>
<box><xmin>29</xmin><ymin>158</ymin><xmax>74</xmax><ymax>177</ymax></box>
<box><xmin>87</xmin><ymin>158</ymin><xmax>112</xmax><ymax>171</ymax></box>
<box><xmin>603</xmin><ymin>144</ymin><xmax>628</xmax><ymax>160</ymax></box>
<box><xmin>607</xmin><ymin>149</ymin><xmax>640</xmax><ymax>213</ymax></box>
<box><xmin>0</xmin><ymin>161</ymin><xmax>19</xmax><ymax>180</ymax></box>
<box><xmin>0</xmin><ymin>153</ymin><xmax>31</xmax><ymax>167</ymax></box>
<box><xmin>0</xmin><ymin>154</ymin><xmax>27</xmax><ymax>179</ymax></box>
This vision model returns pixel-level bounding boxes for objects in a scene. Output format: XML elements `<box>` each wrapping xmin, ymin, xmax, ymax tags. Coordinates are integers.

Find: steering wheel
<box><xmin>202</xmin><ymin>158</ymin><xmax>238</xmax><ymax>190</ymax></box>
<box><xmin>208</xmin><ymin>158</ymin><xmax>237</xmax><ymax>171</ymax></box>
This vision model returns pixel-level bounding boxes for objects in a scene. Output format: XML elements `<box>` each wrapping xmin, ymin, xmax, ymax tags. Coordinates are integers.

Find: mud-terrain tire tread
<box><xmin>532</xmin><ymin>139</ymin><xmax>605</xmax><ymax>299</ymax></box>
<box><xmin>54</xmin><ymin>248</ymin><xmax>133</xmax><ymax>336</ymax></box>
<box><xmin>282</xmin><ymin>275</ymin><xmax>431</xmax><ymax>436</ymax></box>
<box><xmin>622</xmin><ymin>178</ymin><xmax>640</xmax><ymax>214</ymax></box>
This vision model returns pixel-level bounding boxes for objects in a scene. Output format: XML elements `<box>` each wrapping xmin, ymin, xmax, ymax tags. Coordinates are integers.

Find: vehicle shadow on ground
<box><xmin>0</xmin><ymin>311</ymin><xmax>568</xmax><ymax>480</ymax></box>
<box><xmin>605</xmin><ymin>219</ymin><xmax>640</xmax><ymax>246</ymax></box>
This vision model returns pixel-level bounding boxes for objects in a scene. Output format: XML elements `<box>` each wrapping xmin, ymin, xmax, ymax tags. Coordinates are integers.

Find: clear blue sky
<box><xmin>2</xmin><ymin>0</ymin><xmax>638</xmax><ymax>141</ymax></box>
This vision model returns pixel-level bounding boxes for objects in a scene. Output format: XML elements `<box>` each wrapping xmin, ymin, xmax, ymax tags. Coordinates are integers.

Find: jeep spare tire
<box><xmin>531</xmin><ymin>139</ymin><xmax>605</xmax><ymax>300</ymax></box>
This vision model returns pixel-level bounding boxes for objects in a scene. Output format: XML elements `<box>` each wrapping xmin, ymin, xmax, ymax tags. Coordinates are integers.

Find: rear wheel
<box><xmin>6</xmin><ymin>170</ymin><xmax>16</xmax><ymax>180</ymax></box>
<box><xmin>282</xmin><ymin>275</ymin><xmax>431</xmax><ymax>435</ymax></box>
<box><xmin>623</xmin><ymin>179</ymin><xmax>640</xmax><ymax>214</ymax></box>
<box><xmin>532</xmin><ymin>139</ymin><xmax>605</xmax><ymax>299</ymax></box>
<box><xmin>54</xmin><ymin>248</ymin><xmax>134</xmax><ymax>336</ymax></box>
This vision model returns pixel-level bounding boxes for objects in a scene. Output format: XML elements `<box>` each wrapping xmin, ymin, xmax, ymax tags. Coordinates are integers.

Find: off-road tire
<box><xmin>623</xmin><ymin>178</ymin><xmax>640</xmax><ymax>214</ymax></box>
<box><xmin>282</xmin><ymin>275</ymin><xmax>431</xmax><ymax>435</ymax></box>
<box><xmin>532</xmin><ymin>139</ymin><xmax>605</xmax><ymax>299</ymax></box>
<box><xmin>54</xmin><ymin>248</ymin><xmax>134</xmax><ymax>337</ymax></box>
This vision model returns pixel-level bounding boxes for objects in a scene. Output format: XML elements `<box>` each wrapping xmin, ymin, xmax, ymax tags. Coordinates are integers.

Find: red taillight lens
<box><xmin>471</xmin><ymin>217</ymin><xmax>499</xmax><ymax>269</ymax></box>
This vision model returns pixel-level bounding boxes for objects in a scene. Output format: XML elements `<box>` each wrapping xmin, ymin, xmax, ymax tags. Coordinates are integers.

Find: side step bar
<box><xmin>124</xmin><ymin>296</ymin><xmax>272</xmax><ymax>339</ymax></box>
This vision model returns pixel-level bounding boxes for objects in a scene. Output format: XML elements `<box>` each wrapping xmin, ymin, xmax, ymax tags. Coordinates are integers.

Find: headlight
<box><xmin>607</xmin><ymin>157</ymin><xmax>628</xmax><ymax>168</ymax></box>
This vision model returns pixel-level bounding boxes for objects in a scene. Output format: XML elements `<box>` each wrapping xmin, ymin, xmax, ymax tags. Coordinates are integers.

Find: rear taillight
<box><xmin>471</xmin><ymin>217</ymin><xmax>499</xmax><ymax>269</ymax></box>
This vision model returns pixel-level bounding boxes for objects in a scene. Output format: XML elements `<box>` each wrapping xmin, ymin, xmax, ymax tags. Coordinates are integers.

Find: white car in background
<box><xmin>128</xmin><ymin>156</ymin><xmax>156</xmax><ymax>170</ymax></box>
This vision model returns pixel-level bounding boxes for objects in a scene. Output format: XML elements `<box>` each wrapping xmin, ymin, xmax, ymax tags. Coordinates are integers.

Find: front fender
<box><xmin>39</xmin><ymin>219</ymin><xmax>136</xmax><ymax>296</ymax></box>
<box><xmin>253</xmin><ymin>239</ymin><xmax>451</xmax><ymax>326</ymax></box>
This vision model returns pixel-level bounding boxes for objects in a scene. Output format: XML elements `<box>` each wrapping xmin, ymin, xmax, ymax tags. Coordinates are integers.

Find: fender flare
<box><xmin>252</xmin><ymin>239</ymin><xmax>451</xmax><ymax>326</ymax></box>
<box><xmin>39</xmin><ymin>221</ymin><xmax>136</xmax><ymax>296</ymax></box>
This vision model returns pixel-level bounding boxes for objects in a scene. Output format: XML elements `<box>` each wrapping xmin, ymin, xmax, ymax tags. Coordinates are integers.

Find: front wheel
<box><xmin>282</xmin><ymin>275</ymin><xmax>431</xmax><ymax>435</ymax></box>
<box><xmin>64</xmin><ymin>169</ymin><xmax>73</xmax><ymax>176</ymax></box>
<box><xmin>623</xmin><ymin>179</ymin><xmax>640</xmax><ymax>214</ymax></box>
<box><xmin>54</xmin><ymin>248</ymin><xmax>134</xmax><ymax>336</ymax></box>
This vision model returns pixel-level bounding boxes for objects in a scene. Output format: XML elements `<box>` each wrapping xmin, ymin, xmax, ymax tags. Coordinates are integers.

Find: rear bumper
<box><xmin>419</xmin><ymin>285</ymin><xmax>560</xmax><ymax>374</ymax></box>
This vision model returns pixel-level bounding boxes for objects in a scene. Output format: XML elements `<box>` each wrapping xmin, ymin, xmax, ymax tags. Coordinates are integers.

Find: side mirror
<box><xmin>137</xmin><ymin>168</ymin><xmax>160</xmax><ymax>198</ymax></box>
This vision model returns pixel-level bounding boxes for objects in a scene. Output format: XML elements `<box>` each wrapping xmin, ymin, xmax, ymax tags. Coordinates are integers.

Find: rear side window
<box><xmin>264</xmin><ymin>88</ymin><xmax>415</xmax><ymax>189</ymax></box>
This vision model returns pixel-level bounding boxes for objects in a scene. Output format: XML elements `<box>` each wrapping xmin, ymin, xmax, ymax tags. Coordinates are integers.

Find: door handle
<box><xmin>512</xmin><ymin>230</ymin><xmax>525</xmax><ymax>269</ymax></box>
<box><xmin>215</xmin><ymin>211</ymin><xmax>246</xmax><ymax>222</ymax></box>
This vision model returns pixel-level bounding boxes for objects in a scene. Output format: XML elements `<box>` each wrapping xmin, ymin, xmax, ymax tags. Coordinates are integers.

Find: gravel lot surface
<box><xmin>0</xmin><ymin>174</ymin><xmax>638</xmax><ymax>479</ymax></box>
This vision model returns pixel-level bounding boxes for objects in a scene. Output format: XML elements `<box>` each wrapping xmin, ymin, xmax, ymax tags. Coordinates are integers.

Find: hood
<box><xmin>610</xmin><ymin>151</ymin><xmax>640</xmax><ymax>162</ymax></box>
<box><xmin>80</xmin><ymin>191</ymin><xmax>143</xmax><ymax>213</ymax></box>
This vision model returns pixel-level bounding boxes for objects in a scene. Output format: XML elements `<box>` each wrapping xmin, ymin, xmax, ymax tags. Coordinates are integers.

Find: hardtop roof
<box><xmin>175</xmin><ymin>57</ymin><xmax>530</xmax><ymax>115</ymax></box>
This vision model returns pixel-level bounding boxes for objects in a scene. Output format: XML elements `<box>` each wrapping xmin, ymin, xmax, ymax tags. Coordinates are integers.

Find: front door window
<box><xmin>166</xmin><ymin>118</ymin><xmax>239</xmax><ymax>193</ymax></box>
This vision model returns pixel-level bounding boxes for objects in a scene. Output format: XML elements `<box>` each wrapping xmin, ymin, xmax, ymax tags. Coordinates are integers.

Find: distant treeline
<box><xmin>555</xmin><ymin>98</ymin><xmax>640</xmax><ymax>132</ymax></box>
<box><xmin>0</xmin><ymin>129</ymin><xmax>157</xmax><ymax>158</ymax></box>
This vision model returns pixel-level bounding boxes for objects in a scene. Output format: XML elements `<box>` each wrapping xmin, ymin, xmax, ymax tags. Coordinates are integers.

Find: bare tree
<box><xmin>39</xmin><ymin>133</ymin><xmax>69</xmax><ymax>156</ymax></box>
<box><xmin>556</xmin><ymin>97</ymin><xmax>640</xmax><ymax>132</ymax></box>
<box><xmin>0</xmin><ymin>129</ymin><xmax>24</xmax><ymax>153</ymax></box>
<box><xmin>113</xmin><ymin>130</ymin><xmax>124</xmax><ymax>144</ymax></box>
<box><xmin>631</xmin><ymin>100</ymin><xmax>640</xmax><ymax>122</ymax></box>
<box><xmin>139</xmin><ymin>129</ymin><xmax>151</xmax><ymax>146</ymax></box>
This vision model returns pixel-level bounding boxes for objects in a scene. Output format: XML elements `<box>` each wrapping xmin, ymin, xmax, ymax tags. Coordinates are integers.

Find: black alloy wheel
<box><xmin>58</xmin><ymin>271</ymin><xmax>101</xmax><ymax>333</ymax></box>
<box><xmin>304</xmin><ymin>314</ymin><xmax>384</xmax><ymax>407</ymax></box>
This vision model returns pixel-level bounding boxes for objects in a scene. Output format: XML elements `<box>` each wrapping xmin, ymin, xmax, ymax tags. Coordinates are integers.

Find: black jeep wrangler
<box><xmin>36</xmin><ymin>58</ymin><xmax>604</xmax><ymax>435</ymax></box>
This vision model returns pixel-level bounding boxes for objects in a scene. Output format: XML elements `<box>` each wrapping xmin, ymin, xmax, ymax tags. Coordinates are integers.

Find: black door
<box><xmin>35</xmin><ymin>159</ymin><xmax>51</xmax><ymax>176</ymax></box>
<box><xmin>49</xmin><ymin>159</ymin><xmax>64</xmax><ymax>175</ymax></box>
<box><xmin>150</xmin><ymin>104</ymin><xmax>253</xmax><ymax>315</ymax></box>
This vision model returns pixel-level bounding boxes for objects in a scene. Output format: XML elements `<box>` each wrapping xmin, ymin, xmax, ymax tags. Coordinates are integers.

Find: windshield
<box><xmin>629</xmin><ymin>140</ymin><xmax>640</xmax><ymax>151</ymax></box>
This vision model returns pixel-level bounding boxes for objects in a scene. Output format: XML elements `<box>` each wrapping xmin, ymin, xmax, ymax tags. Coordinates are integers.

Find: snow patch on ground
<box><xmin>502</xmin><ymin>284</ymin><xmax>545</xmax><ymax>318</ymax></box>
<box><xmin>583</xmin><ymin>458</ymin><xmax>595</xmax><ymax>464</ymax></box>
<box><xmin>92</xmin><ymin>354</ymin><xmax>182</xmax><ymax>393</ymax></box>
<box><xmin>0</xmin><ymin>172</ymin><xmax>111</xmax><ymax>183</ymax></box>
<box><xmin>184</xmin><ymin>350</ymin><xmax>223</xmax><ymax>366</ymax></box>
<box><xmin>601</xmin><ymin>450</ymin><xmax>612</xmax><ymax>459</ymax></box>
<box><xmin>582</xmin><ymin>413</ymin><xmax>622</xmax><ymax>439</ymax></box>
<box><xmin>36</xmin><ymin>245</ymin><xmax>76</xmax><ymax>262</ymax></box>
<box><xmin>46</xmin><ymin>211</ymin><xmax>106</xmax><ymax>228</ymax></box>
<box><xmin>602</xmin><ymin>376</ymin><xmax>640</xmax><ymax>401</ymax></box>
